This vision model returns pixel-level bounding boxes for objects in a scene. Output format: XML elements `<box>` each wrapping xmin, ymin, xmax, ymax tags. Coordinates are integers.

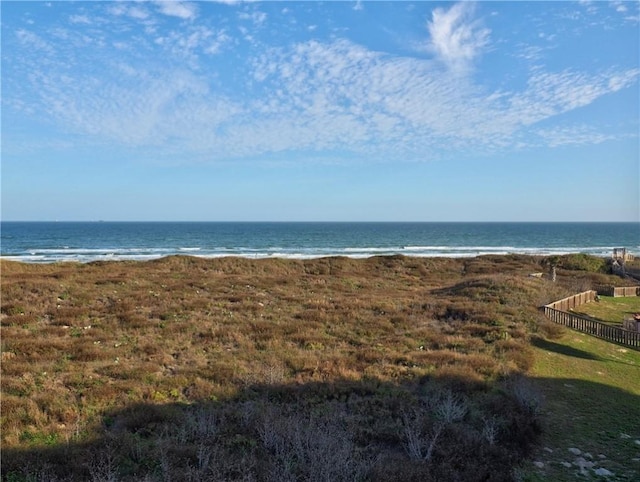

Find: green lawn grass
<box><xmin>526</xmin><ymin>331</ymin><xmax>640</xmax><ymax>481</ymax></box>
<box><xmin>572</xmin><ymin>296</ymin><xmax>640</xmax><ymax>326</ymax></box>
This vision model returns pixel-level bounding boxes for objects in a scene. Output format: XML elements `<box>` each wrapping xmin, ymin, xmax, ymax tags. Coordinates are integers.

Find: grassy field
<box><xmin>1</xmin><ymin>254</ymin><xmax>637</xmax><ymax>481</ymax></box>
<box><xmin>528</xmin><ymin>332</ymin><xmax>640</xmax><ymax>481</ymax></box>
<box><xmin>572</xmin><ymin>295</ymin><xmax>640</xmax><ymax>326</ymax></box>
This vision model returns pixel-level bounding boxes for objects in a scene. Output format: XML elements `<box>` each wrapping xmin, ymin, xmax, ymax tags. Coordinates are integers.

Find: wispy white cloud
<box><xmin>578</xmin><ymin>0</ymin><xmax>599</xmax><ymax>16</ymax></box>
<box><xmin>611</xmin><ymin>1</ymin><xmax>628</xmax><ymax>14</ymax></box>
<box><xmin>108</xmin><ymin>3</ymin><xmax>151</xmax><ymax>20</ymax></box>
<box><xmin>4</xmin><ymin>3</ymin><xmax>638</xmax><ymax>165</ymax></box>
<box><xmin>608</xmin><ymin>68</ymin><xmax>640</xmax><ymax>91</ymax></box>
<box><xmin>15</xmin><ymin>29</ymin><xmax>54</xmax><ymax>54</ymax></box>
<box><xmin>211</xmin><ymin>0</ymin><xmax>247</xmax><ymax>5</ymax></box>
<box><xmin>155</xmin><ymin>26</ymin><xmax>231</xmax><ymax>62</ymax></box>
<box><xmin>613</xmin><ymin>0</ymin><xmax>640</xmax><ymax>23</ymax></box>
<box><xmin>128</xmin><ymin>6</ymin><xmax>151</xmax><ymax>20</ymax></box>
<box><xmin>535</xmin><ymin>125</ymin><xmax>617</xmax><ymax>147</ymax></box>
<box><xmin>568</xmin><ymin>0</ymin><xmax>639</xmax><ymax>26</ymax></box>
<box><xmin>507</xmin><ymin>68</ymin><xmax>640</xmax><ymax>127</ymax></box>
<box><xmin>538</xmin><ymin>32</ymin><xmax>556</xmax><ymax>42</ymax></box>
<box><xmin>514</xmin><ymin>44</ymin><xmax>550</xmax><ymax>64</ymax></box>
<box><xmin>32</xmin><ymin>66</ymin><xmax>235</xmax><ymax>150</ymax></box>
<box><xmin>69</xmin><ymin>14</ymin><xmax>91</xmax><ymax>25</ymax></box>
<box><xmin>426</xmin><ymin>2</ymin><xmax>490</xmax><ymax>72</ymax></box>
<box><xmin>153</xmin><ymin>1</ymin><xmax>198</xmax><ymax>20</ymax></box>
<box><xmin>245</xmin><ymin>38</ymin><xmax>638</xmax><ymax>157</ymax></box>
<box><xmin>238</xmin><ymin>10</ymin><xmax>267</xmax><ymax>26</ymax></box>
<box><xmin>12</xmin><ymin>31</ymin><xmax>637</xmax><ymax>162</ymax></box>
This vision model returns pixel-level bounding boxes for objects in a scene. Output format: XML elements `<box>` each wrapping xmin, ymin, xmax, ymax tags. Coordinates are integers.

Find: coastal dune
<box><xmin>0</xmin><ymin>254</ymin><xmax>630</xmax><ymax>480</ymax></box>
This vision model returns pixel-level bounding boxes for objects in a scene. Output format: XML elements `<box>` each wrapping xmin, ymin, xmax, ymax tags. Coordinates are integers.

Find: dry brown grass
<box><xmin>1</xmin><ymin>254</ymin><xmax>629</xmax><ymax>480</ymax></box>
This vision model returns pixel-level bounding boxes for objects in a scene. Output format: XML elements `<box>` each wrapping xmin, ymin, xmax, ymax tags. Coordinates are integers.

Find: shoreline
<box><xmin>1</xmin><ymin>248</ymin><xmax>634</xmax><ymax>264</ymax></box>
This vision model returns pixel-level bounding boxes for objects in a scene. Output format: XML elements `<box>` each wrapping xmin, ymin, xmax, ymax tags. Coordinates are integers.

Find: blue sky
<box><xmin>2</xmin><ymin>1</ymin><xmax>639</xmax><ymax>221</ymax></box>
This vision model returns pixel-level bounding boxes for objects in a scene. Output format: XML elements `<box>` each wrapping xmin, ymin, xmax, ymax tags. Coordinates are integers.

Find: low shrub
<box><xmin>551</xmin><ymin>254</ymin><xmax>608</xmax><ymax>273</ymax></box>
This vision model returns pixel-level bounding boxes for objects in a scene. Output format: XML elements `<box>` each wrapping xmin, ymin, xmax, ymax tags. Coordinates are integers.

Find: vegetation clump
<box><xmin>553</xmin><ymin>254</ymin><xmax>608</xmax><ymax>273</ymax></box>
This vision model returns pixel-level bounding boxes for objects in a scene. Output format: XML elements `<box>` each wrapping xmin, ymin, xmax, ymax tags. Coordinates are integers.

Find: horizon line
<box><xmin>2</xmin><ymin>220</ymin><xmax>639</xmax><ymax>224</ymax></box>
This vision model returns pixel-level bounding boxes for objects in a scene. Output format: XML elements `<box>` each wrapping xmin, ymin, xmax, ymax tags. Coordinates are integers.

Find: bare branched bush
<box><xmin>507</xmin><ymin>376</ymin><xmax>543</xmax><ymax>418</ymax></box>
<box><xmin>87</xmin><ymin>443</ymin><xmax>119</xmax><ymax>482</ymax></box>
<box><xmin>481</xmin><ymin>415</ymin><xmax>501</xmax><ymax>446</ymax></box>
<box><xmin>156</xmin><ymin>437</ymin><xmax>171</xmax><ymax>482</ymax></box>
<box><xmin>402</xmin><ymin>410</ymin><xmax>444</xmax><ymax>462</ymax></box>
<box><xmin>258</xmin><ymin>410</ymin><xmax>370</xmax><ymax>482</ymax></box>
<box><xmin>401</xmin><ymin>388</ymin><xmax>466</xmax><ymax>463</ymax></box>
<box><xmin>433</xmin><ymin>389</ymin><xmax>467</xmax><ymax>424</ymax></box>
<box><xmin>8</xmin><ymin>465</ymin><xmax>61</xmax><ymax>482</ymax></box>
<box><xmin>184</xmin><ymin>405</ymin><xmax>219</xmax><ymax>441</ymax></box>
<box><xmin>196</xmin><ymin>443</ymin><xmax>212</xmax><ymax>475</ymax></box>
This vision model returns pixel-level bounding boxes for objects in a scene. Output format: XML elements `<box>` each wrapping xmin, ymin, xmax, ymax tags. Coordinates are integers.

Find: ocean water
<box><xmin>1</xmin><ymin>222</ymin><xmax>638</xmax><ymax>263</ymax></box>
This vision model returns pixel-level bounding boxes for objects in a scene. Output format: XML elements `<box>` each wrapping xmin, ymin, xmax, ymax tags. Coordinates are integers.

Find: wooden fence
<box><xmin>545</xmin><ymin>290</ymin><xmax>597</xmax><ymax>312</ymax></box>
<box><xmin>596</xmin><ymin>286</ymin><xmax>640</xmax><ymax>297</ymax></box>
<box><xmin>542</xmin><ymin>289</ymin><xmax>640</xmax><ymax>350</ymax></box>
<box><xmin>542</xmin><ymin>306</ymin><xmax>640</xmax><ymax>349</ymax></box>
